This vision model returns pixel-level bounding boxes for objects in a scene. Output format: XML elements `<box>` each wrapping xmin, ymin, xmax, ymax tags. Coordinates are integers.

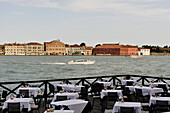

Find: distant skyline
<box><xmin>0</xmin><ymin>0</ymin><xmax>170</xmax><ymax>47</ymax></box>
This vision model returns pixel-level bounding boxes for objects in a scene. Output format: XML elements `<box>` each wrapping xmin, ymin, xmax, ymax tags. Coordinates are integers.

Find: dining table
<box><xmin>112</xmin><ymin>102</ymin><xmax>142</xmax><ymax>113</ymax></box>
<box><xmin>3</xmin><ymin>98</ymin><xmax>35</xmax><ymax>111</ymax></box>
<box><xmin>50</xmin><ymin>99</ymin><xmax>88</xmax><ymax>113</ymax></box>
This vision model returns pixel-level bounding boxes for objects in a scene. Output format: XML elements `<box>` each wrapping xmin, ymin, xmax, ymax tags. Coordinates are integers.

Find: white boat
<box><xmin>68</xmin><ymin>59</ymin><xmax>95</xmax><ymax>64</ymax></box>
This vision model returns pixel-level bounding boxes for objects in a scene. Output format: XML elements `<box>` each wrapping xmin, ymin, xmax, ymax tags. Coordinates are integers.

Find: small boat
<box><xmin>68</xmin><ymin>59</ymin><xmax>95</xmax><ymax>64</ymax></box>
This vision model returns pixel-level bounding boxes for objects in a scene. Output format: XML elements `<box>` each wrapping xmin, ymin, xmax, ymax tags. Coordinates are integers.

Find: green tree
<box><xmin>80</xmin><ymin>42</ymin><xmax>86</xmax><ymax>46</ymax></box>
<box><xmin>95</xmin><ymin>44</ymin><xmax>101</xmax><ymax>47</ymax></box>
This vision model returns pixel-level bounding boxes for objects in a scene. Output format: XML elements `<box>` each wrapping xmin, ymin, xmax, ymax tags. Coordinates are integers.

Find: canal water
<box><xmin>0</xmin><ymin>56</ymin><xmax>169</xmax><ymax>82</ymax></box>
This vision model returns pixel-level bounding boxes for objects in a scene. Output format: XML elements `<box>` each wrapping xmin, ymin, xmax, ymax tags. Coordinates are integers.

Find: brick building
<box><xmin>93</xmin><ymin>43</ymin><xmax>138</xmax><ymax>56</ymax></box>
<box><xmin>44</xmin><ymin>40</ymin><xmax>65</xmax><ymax>55</ymax></box>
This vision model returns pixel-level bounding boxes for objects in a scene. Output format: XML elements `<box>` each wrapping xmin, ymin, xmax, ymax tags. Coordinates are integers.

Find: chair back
<box><xmin>55</xmin><ymin>105</ymin><xmax>61</xmax><ymax>110</ymax></box>
<box><xmin>91</xmin><ymin>83</ymin><xmax>104</xmax><ymax>95</ymax></box>
<box><xmin>107</xmin><ymin>92</ymin><xmax>118</xmax><ymax>100</ymax></box>
<box><xmin>49</xmin><ymin>84</ymin><xmax>55</xmax><ymax>94</ymax></box>
<box><xmin>123</xmin><ymin>87</ymin><xmax>130</xmax><ymax>96</ymax></box>
<box><xmin>57</xmin><ymin>86</ymin><xmax>63</xmax><ymax>92</ymax></box>
<box><xmin>135</xmin><ymin>88</ymin><xmax>142</xmax><ymax>96</ymax></box>
<box><xmin>8</xmin><ymin>102</ymin><xmax>20</xmax><ymax>113</ymax></box>
<box><xmin>19</xmin><ymin>89</ymin><xmax>29</xmax><ymax>98</ymax></box>
<box><xmin>120</xmin><ymin>107</ymin><xmax>134</xmax><ymax>113</ymax></box>
<box><xmin>56</xmin><ymin>96</ymin><xmax>67</xmax><ymax>101</ymax></box>
<box><xmin>126</xmin><ymin>81</ymin><xmax>133</xmax><ymax>86</ymax></box>
<box><xmin>156</xmin><ymin>100</ymin><xmax>169</xmax><ymax>111</ymax></box>
<box><xmin>2</xmin><ymin>90</ymin><xmax>7</xmax><ymax>98</ymax></box>
<box><xmin>157</xmin><ymin>84</ymin><xmax>168</xmax><ymax>93</ymax></box>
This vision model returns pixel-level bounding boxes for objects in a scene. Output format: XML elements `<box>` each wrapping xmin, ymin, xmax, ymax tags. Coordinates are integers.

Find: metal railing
<box><xmin>0</xmin><ymin>74</ymin><xmax>170</xmax><ymax>109</ymax></box>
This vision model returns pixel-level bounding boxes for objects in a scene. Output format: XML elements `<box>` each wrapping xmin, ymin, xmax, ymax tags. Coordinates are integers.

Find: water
<box><xmin>0</xmin><ymin>56</ymin><xmax>169</xmax><ymax>82</ymax></box>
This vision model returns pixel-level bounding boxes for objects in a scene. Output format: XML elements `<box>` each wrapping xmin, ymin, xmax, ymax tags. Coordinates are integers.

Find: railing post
<box><xmin>44</xmin><ymin>81</ymin><xmax>48</xmax><ymax>109</ymax></box>
<box><xmin>112</xmin><ymin>77</ymin><xmax>116</xmax><ymax>86</ymax></box>
<box><xmin>142</xmin><ymin>77</ymin><xmax>145</xmax><ymax>86</ymax></box>
<box><xmin>82</xmin><ymin>78</ymin><xmax>85</xmax><ymax>86</ymax></box>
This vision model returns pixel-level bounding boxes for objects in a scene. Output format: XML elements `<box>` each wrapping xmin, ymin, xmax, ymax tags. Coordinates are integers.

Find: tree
<box><xmin>80</xmin><ymin>42</ymin><xmax>86</xmax><ymax>46</ymax></box>
<box><xmin>65</xmin><ymin>44</ymin><xmax>69</xmax><ymax>47</ymax></box>
<box><xmin>95</xmin><ymin>44</ymin><xmax>101</xmax><ymax>47</ymax></box>
<box><xmin>164</xmin><ymin>45</ymin><xmax>168</xmax><ymax>48</ymax></box>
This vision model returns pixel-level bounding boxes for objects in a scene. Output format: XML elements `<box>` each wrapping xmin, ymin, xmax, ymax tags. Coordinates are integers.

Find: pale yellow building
<box><xmin>65</xmin><ymin>45</ymin><xmax>93</xmax><ymax>56</ymax></box>
<box><xmin>25</xmin><ymin>42</ymin><xmax>44</xmax><ymax>55</ymax></box>
<box><xmin>44</xmin><ymin>40</ymin><xmax>65</xmax><ymax>55</ymax></box>
<box><xmin>4</xmin><ymin>43</ymin><xmax>25</xmax><ymax>55</ymax></box>
<box><xmin>84</xmin><ymin>46</ymin><xmax>93</xmax><ymax>56</ymax></box>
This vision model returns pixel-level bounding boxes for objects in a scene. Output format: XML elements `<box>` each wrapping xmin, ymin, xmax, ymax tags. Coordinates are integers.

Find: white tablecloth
<box><xmin>50</xmin><ymin>99</ymin><xmax>88</xmax><ymax>113</ymax></box>
<box><xmin>121</xmin><ymin>80</ymin><xmax>136</xmax><ymax>85</ymax></box>
<box><xmin>52</xmin><ymin>93</ymin><xmax>79</xmax><ymax>102</ymax></box>
<box><xmin>112</xmin><ymin>102</ymin><xmax>142</xmax><ymax>113</ymax></box>
<box><xmin>149</xmin><ymin>82</ymin><xmax>169</xmax><ymax>90</ymax></box>
<box><xmin>54</xmin><ymin>84</ymin><xmax>84</xmax><ymax>92</ymax></box>
<box><xmin>16</xmin><ymin>87</ymin><xmax>41</xmax><ymax>97</ymax></box>
<box><xmin>149</xmin><ymin>96</ymin><xmax>170</xmax><ymax>106</ymax></box>
<box><xmin>44</xmin><ymin>110</ymin><xmax>74</xmax><ymax>113</ymax></box>
<box><xmin>126</xmin><ymin>86</ymin><xmax>164</xmax><ymax>95</ymax></box>
<box><xmin>95</xmin><ymin>81</ymin><xmax>111</xmax><ymax>88</ymax></box>
<box><xmin>100</xmin><ymin>89</ymin><xmax>123</xmax><ymax>99</ymax></box>
<box><xmin>3</xmin><ymin>98</ymin><xmax>34</xmax><ymax>111</ymax></box>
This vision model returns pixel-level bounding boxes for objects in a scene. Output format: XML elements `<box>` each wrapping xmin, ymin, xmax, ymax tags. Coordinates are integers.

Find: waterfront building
<box><xmin>84</xmin><ymin>46</ymin><xmax>93</xmax><ymax>56</ymax></box>
<box><xmin>139</xmin><ymin>48</ymin><xmax>150</xmax><ymax>56</ymax></box>
<box><xmin>4</xmin><ymin>43</ymin><xmax>26</xmax><ymax>55</ymax></box>
<box><xmin>0</xmin><ymin>45</ymin><xmax>4</xmax><ymax>55</ymax></box>
<box><xmin>44</xmin><ymin>40</ymin><xmax>65</xmax><ymax>55</ymax></box>
<box><xmin>65</xmin><ymin>44</ymin><xmax>86</xmax><ymax>55</ymax></box>
<box><xmin>93</xmin><ymin>43</ymin><xmax>138</xmax><ymax>56</ymax></box>
<box><xmin>25</xmin><ymin>42</ymin><xmax>44</xmax><ymax>55</ymax></box>
<box><xmin>160</xmin><ymin>48</ymin><xmax>170</xmax><ymax>53</ymax></box>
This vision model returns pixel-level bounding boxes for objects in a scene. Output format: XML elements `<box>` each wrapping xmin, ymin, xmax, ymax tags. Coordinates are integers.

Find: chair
<box><xmin>79</xmin><ymin>87</ymin><xmax>88</xmax><ymax>99</ymax></box>
<box><xmin>135</xmin><ymin>88</ymin><xmax>143</xmax><ymax>101</ymax></box>
<box><xmin>126</xmin><ymin>81</ymin><xmax>134</xmax><ymax>86</ymax></box>
<box><xmin>55</xmin><ymin>105</ymin><xmax>61</xmax><ymax>110</ymax></box>
<box><xmin>8</xmin><ymin>102</ymin><xmax>21</xmax><ymax>113</ymax></box>
<box><xmin>55</xmin><ymin>96</ymin><xmax>67</xmax><ymax>101</ymax></box>
<box><xmin>91</xmin><ymin>83</ymin><xmax>104</xmax><ymax>108</ymax></box>
<box><xmin>119</xmin><ymin>107</ymin><xmax>134</xmax><ymax>113</ymax></box>
<box><xmin>0</xmin><ymin>90</ymin><xmax>7</xmax><ymax>102</ymax></box>
<box><xmin>105</xmin><ymin>92</ymin><xmax>118</xmax><ymax>108</ymax></box>
<box><xmin>56</xmin><ymin>86</ymin><xmax>63</xmax><ymax>93</ymax></box>
<box><xmin>19</xmin><ymin>89</ymin><xmax>29</xmax><ymax>98</ymax></box>
<box><xmin>123</xmin><ymin>87</ymin><xmax>133</xmax><ymax>101</ymax></box>
<box><xmin>31</xmin><ymin>97</ymin><xmax>42</xmax><ymax>113</ymax></box>
<box><xmin>155</xmin><ymin>100</ymin><xmax>169</xmax><ymax>112</ymax></box>
<box><xmin>157</xmin><ymin>84</ymin><xmax>168</xmax><ymax>95</ymax></box>
<box><xmin>91</xmin><ymin>83</ymin><xmax>104</xmax><ymax>96</ymax></box>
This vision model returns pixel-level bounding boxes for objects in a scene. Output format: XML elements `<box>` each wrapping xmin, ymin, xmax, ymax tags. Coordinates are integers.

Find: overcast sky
<box><xmin>0</xmin><ymin>0</ymin><xmax>170</xmax><ymax>47</ymax></box>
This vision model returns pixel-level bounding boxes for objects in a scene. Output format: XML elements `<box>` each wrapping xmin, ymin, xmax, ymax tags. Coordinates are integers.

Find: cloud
<box><xmin>11</xmin><ymin>11</ymin><xmax>28</xmax><ymax>16</ymax></box>
<box><xmin>1</xmin><ymin>0</ymin><xmax>170</xmax><ymax>17</ymax></box>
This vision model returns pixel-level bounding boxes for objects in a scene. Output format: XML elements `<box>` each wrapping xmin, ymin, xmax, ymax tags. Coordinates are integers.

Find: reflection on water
<box><xmin>0</xmin><ymin>56</ymin><xmax>169</xmax><ymax>82</ymax></box>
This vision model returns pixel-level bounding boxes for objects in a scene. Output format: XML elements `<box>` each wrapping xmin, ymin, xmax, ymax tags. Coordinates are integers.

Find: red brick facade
<box><xmin>93</xmin><ymin>44</ymin><xmax>138</xmax><ymax>56</ymax></box>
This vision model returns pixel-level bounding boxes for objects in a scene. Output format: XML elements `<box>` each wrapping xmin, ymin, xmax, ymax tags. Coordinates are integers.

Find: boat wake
<box><xmin>41</xmin><ymin>62</ymin><xmax>66</xmax><ymax>65</ymax></box>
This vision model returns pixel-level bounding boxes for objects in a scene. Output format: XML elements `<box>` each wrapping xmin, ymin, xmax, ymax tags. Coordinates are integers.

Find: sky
<box><xmin>0</xmin><ymin>0</ymin><xmax>170</xmax><ymax>47</ymax></box>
